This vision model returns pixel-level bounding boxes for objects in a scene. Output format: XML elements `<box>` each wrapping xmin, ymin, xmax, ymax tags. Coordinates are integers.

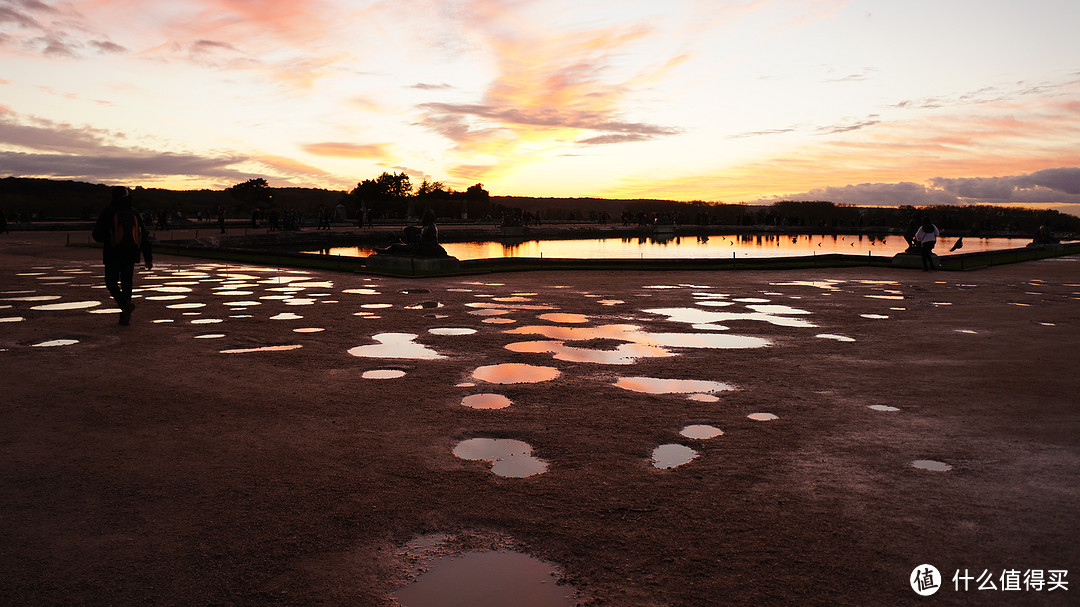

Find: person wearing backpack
<box><xmin>93</xmin><ymin>186</ymin><xmax>153</xmax><ymax>325</ymax></box>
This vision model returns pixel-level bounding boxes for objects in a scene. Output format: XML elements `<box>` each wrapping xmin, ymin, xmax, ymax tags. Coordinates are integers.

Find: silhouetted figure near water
<box><xmin>914</xmin><ymin>216</ymin><xmax>939</xmax><ymax>271</ymax></box>
<box><xmin>903</xmin><ymin>218</ymin><xmax>921</xmax><ymax>254</ymax></box>
<box><xmin>93</xmin><ymin>186</ymin><xmax>153</xmax><ymax>325</ymax></box>
<box><xmin>1032</xmin><ymin>225</ymin><xmax>1060</xmax><ymax>245</ymax></box>
<box><xmin>373</xmin><ymin>209</ymin><xmax>448</xmax><ymax>257</ymax></box>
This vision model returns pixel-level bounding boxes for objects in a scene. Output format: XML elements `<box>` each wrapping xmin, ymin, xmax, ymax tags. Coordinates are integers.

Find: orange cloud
<box><xmin>302</xmin><ymin>142</ymin><xmax>390</xmax><ymax>159</ymax></box>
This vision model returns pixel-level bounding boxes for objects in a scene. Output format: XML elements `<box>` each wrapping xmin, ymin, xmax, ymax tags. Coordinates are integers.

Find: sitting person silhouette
<box><xmin>374</xmin><ymin>209</ymin><xmax>449</xmax><ymax>257</ymax></box>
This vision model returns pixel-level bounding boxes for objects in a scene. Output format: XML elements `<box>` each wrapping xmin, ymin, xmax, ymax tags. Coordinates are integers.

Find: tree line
<box><xmin>1</xmin><ymin>176</ymin><xmax>1077</xmax><ymax>236</ymax></box>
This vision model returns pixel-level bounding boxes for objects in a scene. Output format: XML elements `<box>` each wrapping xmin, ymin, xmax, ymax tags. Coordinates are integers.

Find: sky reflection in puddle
<box><xmin>472</xmin><ymin>363</ymin><xmax>560</xmax><ymax>384</ymax></box>
<box><xmin>507</xmin><ymin>324</ymin><xmax>770</xmax><ymax>354</ymax></box>
<box><xmin>269</xmin><ymin>312</ymin><xmax>303</xmax><ymax>320</ymax></box>
<box><xmin>869</xmin><ymin>405</ymin><xmax>900</xmax><ymax>412</ymax></box>
<box><xmin>680</xmin><ymin>425</ymin><xmax>724</xmax><ymax>439</ymax></box>
<box><xmin>0</xmin><ymin>316</ymin><xmax>25</xmax><ymax>322</ymax></box>
<box><xmin>362</xmin><ymin>369</ymin><xmax>407</xmax><ymax>379</ymax></box>
<box><xmin>651</xmin><ymin>444</ymin><xmax>698</xmax><ymax>469</ymax></box>
<box><xmin>614</xmin><ymin>376</ymin><xmax>735</xmax><ymax>395</ymax></box>
<box><xmin>348</xmin><ymin>333</ymin><xmax>446</xmax><ymax>360</ymax></box>
<box><xmin>747</xmin><ymin>413</ymin><xmax>779</xmax><ymax>421</ymax></box>
<box><xmin>393</xmin><ymin>549</ymin><xmax>575</xmax><ymax>607</ymax></box>
<box><xmin>506</xmin><ymin>340</ymin><xmax>672</xmax><ymax>365</ymax></box>
<box><xmin>537</xmin><ymin>313</ymin><xmax>589</xmax><ymax>323</ymax></box>
<box><xmin>644</xmin><ymin>307</ymin><xmax>816</xmax><ymax>329</ymax></box>
<box><xmin>429</xmin><ymin>327</ymin><xmax>477</xmax><ymax>336</ymax></box>
<box><xmin>32</xmin><ymin>339</ymin><xmax>79</xmax><ymax>347</ymax></box>
<box><xmin>815</xmin><ymin>334</ymin><xmax>855</xmax><ymax>342</ymax></box>
<box><xmin>30</xmin><ymin>301</ymin><xmax>101</xmax><ymax>311</ymax></box>
<box><xmin>220</xmin><ymin>345</ymin><xmax>303</xmax><ymax>354</ymax></box>
<box><xmin>453</xmin><ymin>438</ymin><xmax>548</xmax><ymax>477</ymax></box>
<box><xmin>461</xmin><ymin>393</ymin><xmax>513</xmax><ymax>409</ymax></box>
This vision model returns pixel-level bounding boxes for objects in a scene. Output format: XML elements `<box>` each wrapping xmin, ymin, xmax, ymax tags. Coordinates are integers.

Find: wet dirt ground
<box><xmin>1</xmin><ymin>230</ymin><xmax>1078</xmax><ymax>606</ymax></box>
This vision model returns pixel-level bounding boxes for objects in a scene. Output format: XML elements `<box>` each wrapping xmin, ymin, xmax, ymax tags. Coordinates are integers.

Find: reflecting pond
<box><xmin>308</xmin><ymin>235</ymin><xmax>1027</xmax><ymax>260</ymax></box>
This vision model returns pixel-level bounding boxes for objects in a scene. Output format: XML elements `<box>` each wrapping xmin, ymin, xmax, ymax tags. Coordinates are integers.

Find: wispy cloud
<box><xmin>302</xmin><ymin>142</ymin><xmax>391</xmax><ymax>159</ymax></box>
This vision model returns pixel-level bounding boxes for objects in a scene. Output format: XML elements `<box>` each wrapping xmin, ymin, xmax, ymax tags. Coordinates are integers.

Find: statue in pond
<box><xmin>373</xmin><ymin>209</ymin><xmax>449</xmax><ymax>257</ymax></box>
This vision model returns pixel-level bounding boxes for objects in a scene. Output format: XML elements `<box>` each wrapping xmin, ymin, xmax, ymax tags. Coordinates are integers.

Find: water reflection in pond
<box><xmin>461</xmin><ymin>393</ymin><xmax>513</xmax><ymax>410</ymax></box>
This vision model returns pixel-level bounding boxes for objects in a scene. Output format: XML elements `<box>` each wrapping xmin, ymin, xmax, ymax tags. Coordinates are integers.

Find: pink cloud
<box><xmin>302</xmin><ymin>142</ymin><xmax>390</xmax><ymax>159</ymax></box>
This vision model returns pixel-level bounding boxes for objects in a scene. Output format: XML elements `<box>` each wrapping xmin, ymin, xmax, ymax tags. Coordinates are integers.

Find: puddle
<box><xmin>429</xmin><ymin>327</ymin><xmax>477</xmax><ymax>336</ymax></box>
<box><xmin>361</xmin><ymin>303</ymin><xmax>394</xmax><ymax>309</ymax></box>
<box><xmin>869</xmin><ymin>405</ymin><xmax>900</xmax><ymax>412</ymax></box>
<box><xmin>644</xmin><ymin>307</ymin><xmax>816</xmax><ymax>329</ymax></box>
<box><xmin>461</xmin><ymin>393</ymin><xmax>513</xmax><ymax>410</ymax></box>
<box><xmin>32</xmin><ymin>339</ymin><xmax>80</xmax><ymax>347</ymax></box>
<box><xmin>483</xmin><ymin>318</ymin><xmax>516</xmax><ymax>324</ymax></box>
<box><xmin>269</xmin><ymin>312</ymin><xmax>304</xmax><ymax>320</ymax></box>
<box><xmin>469</xmin><ymin>309</ymin><xmax>510</xmax><ymax>316</ymax></box>
<box><xmin>680</xmin><ymin>425</ymin><xmax>724</xmax><ymax>439</ymax></box>
<box><xmin>405</xmin><ymin>301</ymin><xmax>443</xmax><ymax>310</ymax></box>
<box><xmin>456</xmin><ymin>382</ymin><xmax>476</xmax><ymax>388</ymax></box>
<box><xmin>687</xmin><ymin>393</ymin><xmax>720</xmax><ymax>402</ymax></box>
<box><xmin>598</xmin><ymin>299</ymin><xmax>624</xmax><ymax>306</ymax></box>
<box><xmin>506</xmin><ymin>340</ymin><xmax>673</xmax><ymax>365</ymax></box>
<box><xmin>342</xmin><ymin>288</ymin><xmax>381</xmax><ymax>295</ymax></box>
<box><xmin>911</xmin><ymin>459</ymin><xmax>952</xmax><ymax>471</ymax></box>
<box><xmin>453</xmin><ymin>438</ymin><xmax>548</xmax><ymax>478</ymax></box>
<box><xmin>167</xmin><ymin>302</ymin><xmax>205</xmax><ymax>309</ymax></box>
<box><xmin>362</xmin><ymin>369</ymin><xmax>407</xmax><ymax>379</ymax></box>
<box><xmin>747</xmin><ymin>413</ymin><xmax>779</xmax><ymax>421</ymax></box>
<box><xmin>224</xmin><ymin>301</ymin><xmax>261</xmax><ymax>307</ymax></box>
<box><xmin>472</xmin><ymin>363</ymin><xmax>560</xmax><ymax>384</ymax></box>
<box><xmin>651</xmin><ymin>444</ymin><xmax>698</xmax><ymax>469</ymax></box>
<box><xmin>1</xmin><ymin>316</ymin><xmax>25</xmax><ymax>322</ymax></box>
<box><xmin>348</xmin><ymin>333</ymin><xmax>446</xmax><ymax>360</ymax></box>
<box><xmin>152</xmin><ymin>319</ymin><xmax>174</xmax><ymax>323</ymax></box>
<box><xmin>30</xmin><ymin>301</ymin><xmax>102</xmax><ymax>311</ymax></box>
<box><xmin>293</xmin><ymin>327</ymin><xmax>325</xmax><ymax>333</ymax></box>
<box><xmin>815</xmin><ymin>334</ymin><xmax>855</xmax><ymax>342</ymax></box>
<box><xmin>613</xmin><ymin>376</ymin><xmax>735</xmax><ymax>395</ymax></box>
<box><xmin>0</xmin><ymin>295</ymin><xmax>61</xmax><ymax>302</ymax></box>
<box><xmin>194</xmin><ymin>333</ymin><xmax>226</xmax><ymax>339</ymax></box>
<box><xmin>537</xmin><ymin>313</ymin><xmax>589</xmax><ymax>323</ymax></box>
<box><xmin>393</xmin><ymin>548</ymin><xmax>575</xmax><ymax>607</ymax></box>
<box><xmin>860</xmin><ymin>314</ymin><xmax>889</xmax><ymax>319</ymax></box>
<box><xmin>507</xmin><ymin>324</ymin><xmax>770</xmax><ymax>355</ymax></box>
<box><xmin>191</xmin><ymin>318</ymin><xmax>223</xmax><ymax>324</ymax></box>
<box><xmin>220</xmin><ymin>345</ymin><xmax>303</xmax><ymax>354</ymax></box>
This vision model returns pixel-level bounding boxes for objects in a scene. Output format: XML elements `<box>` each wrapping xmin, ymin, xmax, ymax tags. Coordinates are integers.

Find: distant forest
<box><xmin>2</xmin><ymin>175</ymin><xmax>1078</xmax><ymax>236</ymax></box>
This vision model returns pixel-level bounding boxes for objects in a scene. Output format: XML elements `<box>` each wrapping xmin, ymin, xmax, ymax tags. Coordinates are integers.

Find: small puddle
<box><xmin>394</xmin><ymin>549</ymin><xmax>575</xmax><ymax>607</ymax></box>
<box><xmin>167</xmin><ymin>302</ymin><xmax>206</xmax><ymax>309</ymax></box>
<box><xmin>293</xmin><ymin>327</ymin><xmax>325</xmax><ymax>333</ymax></box>
<box><xmin>869</xmin><ymin>405</ymin><xmax>900</xmax><ymax>412</ymax></box>
<box><xmin>860</xmin><ymin>314</ymin><xmax>889</xmax><ymax>319</ymax></box>
<box><xmin>613</xmin><ymin>376</ymin><xmax>735</xmax><ymax>395</ymax></box>
<box><xmin>461</xmin><ymin>393</ymin><xmax>513</xmax><ymax>410</ymax></box>
<box><xmin>191</xmin><ymin>318</ymin><xmax>223</xmax><ymax>324</ymax></box>
<box><xmin>651</xmin><ymin>444</ymin><xmax>698</xmax><ymax>469</ymax></box>
<box><xmin>815</xmin><ymin>333</ymin><xmax>855</xmax><ymax>342</ymax></box>
<box><xmin>362</xmin><ymin>369</ymin><xmax>407</xmax><ymax>379</ymax></box>
<box><xmin>680</xmin><ymin>425</ymin><xmax>724</xmax><ymax>439</ymax></box>
<box><xmin>348</xmin><ymin>333</ymin><xmax>446</xmax><ymax>360</ymax></box>
<box><xmin>747</xmin><ymin>413</ymin><xmax>779</xmax><ymax>421</ymax></box>
<box><xmin>30</xmin><ymin>301</ymin><xmax>102</xmax><ymax>311</ymax></box>
<box><xmin>452</xmin><ymin>438</ymin><xmax>548</xmax><ymax>477</ymax></box>
<box><xmin>32</xmin><ymin>339</ymin><xmax>79</xmax><ymax>347</ymax></box>
<box><xmin>405</xmin><ymin>301</ymin><xmax>443</xmax><ymax>310</ymax></box>
<box><xmin>194</xmin><ymin>333</ymin><xmax>226</xmax><ymax>339</ymax></box>
<box><xmin>269</xmin><ymin>312</ymin><xmax>303</xmax><ymax>320</ymax></box>
<box><xmin>220</xmin><ymin>345</ymin><xmax>303</xmax><ymax>354</ymax></box>
<box><xmin>0</xmin><ymin>316</ymin><xmax>25</xmax><ymax>323</ymax></box>
<box><xmin>911</xmin><ymin>459</ymin><xmax>952</xmax><ymax>471</ymax></box>
<box><xmin>472</xmin><ymin>363</ymin><xmax>560</xmax><ymax>384</ymax></box>
<box><xmin>0</xmin><ymin>295</ymin><xmax>61</xmax><ymax>302</ymax></box>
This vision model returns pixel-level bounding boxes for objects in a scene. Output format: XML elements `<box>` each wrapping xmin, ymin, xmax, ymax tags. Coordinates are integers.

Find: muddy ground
<box><xmin>1</xmin><ymin>230</ymin><xmax>1077</xmax><ymax>606</ymax></box>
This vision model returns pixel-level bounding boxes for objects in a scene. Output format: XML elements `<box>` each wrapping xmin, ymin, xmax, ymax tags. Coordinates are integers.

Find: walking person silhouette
<box><xmin>93</xmin><ymin>186</ymin><xmax>153</xmax><ymax>325</ymax></box>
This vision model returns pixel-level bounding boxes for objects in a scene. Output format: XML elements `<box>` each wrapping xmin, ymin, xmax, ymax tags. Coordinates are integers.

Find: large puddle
<box><xmin>472</xmin><ymin>363</ymin><xmax>560</xmax><ymax>384</ymax></box>
<box><xmin>461</xmin><ymin>393</ymin><xmax>513</xmax><ymax>410</ymax></box>
<box><xmin>680</xmin><ymin>425</ymin><xmax>724</xmax><ymax>439</ymax></box>
<box><xmin>394</xmin><ymin>548</ymin><xmax>575</xmax><ymax>607</ymax></box>
<box><xmin>453</xmin><ymin>438</ymin><xmax>549</xmax><ymax>477</ymax></box>
<box><xmin>614</xmin><ymin>376</ymin><xmax>735</xmax><ymax>396</ymax></box>
<box><xmin>348</xmin><ymin>333</ymin><xmax>446</xmax><ymax>360</ymax></box>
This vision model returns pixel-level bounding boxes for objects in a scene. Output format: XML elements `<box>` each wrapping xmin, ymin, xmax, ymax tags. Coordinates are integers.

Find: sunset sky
<box><xmin>2</xmin><ymin>0</ymin><xmax>1079</xmax><ymax>213</ymax></box>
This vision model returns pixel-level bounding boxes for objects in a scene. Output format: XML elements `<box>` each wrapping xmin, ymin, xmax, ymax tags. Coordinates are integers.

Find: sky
<box><xmin>2</xmin><ymin>0</ymin><xmax>1080</xmax><ymax>213</ymax></box>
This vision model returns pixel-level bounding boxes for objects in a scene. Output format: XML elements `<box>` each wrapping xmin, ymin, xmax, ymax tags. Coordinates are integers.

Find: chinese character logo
<box><xmin>911</xmin><ymin>564</ymin><xmax>942</xmax><ymax>596</ymax></box>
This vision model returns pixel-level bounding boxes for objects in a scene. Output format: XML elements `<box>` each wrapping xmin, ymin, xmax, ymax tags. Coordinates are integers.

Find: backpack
<box><xmin>111</xmin><ymin>208</ymin><xmax>142</xmax><ymax>253</ymax></box>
